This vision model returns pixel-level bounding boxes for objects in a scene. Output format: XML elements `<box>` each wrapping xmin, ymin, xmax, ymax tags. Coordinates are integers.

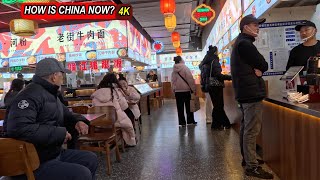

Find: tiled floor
<box><xmin>96</xmin><ymin>100</ymin><xmax>280</xmax><ymax>180</ymax></box>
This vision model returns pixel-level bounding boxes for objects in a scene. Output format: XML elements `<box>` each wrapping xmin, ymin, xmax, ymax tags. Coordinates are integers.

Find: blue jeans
<box><xmin>12</xmin><ymin>149</ymin><xmax>98</xmax><ymax>180</ymax></box>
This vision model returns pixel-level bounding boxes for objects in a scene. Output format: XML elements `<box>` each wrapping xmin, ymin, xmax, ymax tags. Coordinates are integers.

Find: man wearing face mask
<box><xmin>231</xmin><ymin>14</ymin><xmax>273</xmax><ymax>179</ymax></box>
<box><xmin>286</xmin><ymin>20</ymin><xmax>320</xmax><ymax>71</ymax></box>
<box><xmin>4</xmin><ymin>58</ymin><xmax>98</xmax><ymax>180</ymax></box>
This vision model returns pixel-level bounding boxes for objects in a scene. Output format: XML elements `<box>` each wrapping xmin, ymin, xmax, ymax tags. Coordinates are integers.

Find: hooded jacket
<box><xmin>171</xmin><ymin>62</ymin><xmax>196</xmax><ymax>93</ymax></box>
<box><xmin>91</xmin><ymin>87</ymin><xmax>136</xmax><ymax>146</ymax></box>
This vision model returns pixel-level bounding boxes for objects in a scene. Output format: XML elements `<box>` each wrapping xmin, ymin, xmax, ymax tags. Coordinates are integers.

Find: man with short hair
<box><xmin>231</xmin><ymin>14</ymin><xmax>273</xmax><ymax>179</ymax></box>
<box><xmin>4</xmin><ymin>58</ymin><xmax>98</xmax><ymax>180</ymax></box>
<box><xmin>286</xmin><ymin>20</ymin><xmax>320</xmax><ymax>71</ymax></box>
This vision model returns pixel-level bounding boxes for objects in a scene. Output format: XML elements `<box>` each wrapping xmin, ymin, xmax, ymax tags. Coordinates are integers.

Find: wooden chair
<box><xmin>70</xmin><ymin>106</ymin><xmax>89</xmax><ymax>114</ymax></box>
<box><xmin>0</xmin><ymin>109</ymin><xmax>6</xmax><ymax>120</ymax></box>
<box><xmin>0</xmin><ymin>138</ymin><xmax>39</xmax><ymax>180</ymax></box>
<box><xmin>128</xmin><ymin>102</ymin><xmax>141</xmax><ymax>135</ymax></box>
<box><xmin>77</xmin><ymin>106</ymin><xmax>121</xmax><ymax>175</ymax></box>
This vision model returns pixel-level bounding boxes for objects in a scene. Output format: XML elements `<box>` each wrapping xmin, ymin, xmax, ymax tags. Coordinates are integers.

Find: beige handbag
<box><xmin>190</xmin><ymin>93</ymin><xmax>200</xmax><ymax>112</ymax></box>
<box><xmin>177</xmin><ymin>72</ymin><xmax>200</xmax><ymax>112</ymax></box>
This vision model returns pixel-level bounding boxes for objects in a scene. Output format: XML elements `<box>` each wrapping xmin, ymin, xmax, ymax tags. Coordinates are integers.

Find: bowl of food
<box><xmin>1</xmin><ymin>59</ymin><xmax>9</xmax><ymax>67</ymax></box>
<box><xmin>86</xmin><ymin>51</ymin><xmax>97</xmax><ymax>60</ymax></box>
<box><xmin>27</xmin><ymin>56</ymin><xmax>36</xmax><ymax>65</ymax></box>
<box><xmin>117</xmin><ymin>48</ymin><xmax>127</xmax><ymax>58</ymax></box>
<box><xmin>57</xmin><ymin>53</ymin><xmax>66</xmax><ymax>62</ymax></box>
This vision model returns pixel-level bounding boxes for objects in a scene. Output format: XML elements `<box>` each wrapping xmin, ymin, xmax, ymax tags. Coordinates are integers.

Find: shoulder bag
<box><xmin>208</xmin><ymin>60</ymin><xmax>225</xmax><ymax>87</ymax></box>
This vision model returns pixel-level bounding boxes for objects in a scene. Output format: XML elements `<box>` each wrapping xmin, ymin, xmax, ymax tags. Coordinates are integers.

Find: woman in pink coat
<box><xmin>171</xmin><ymin>56</ymin><xmax>197</xmax><ymax>126</ymax></box>
<box><xmin>91</xmin><ymin>73</ymin><xmax>136</xmax><ymax>146</ymax></box>
<box><xmin>118</xmin><ymin>76</ymin><xmax>141</xmax><ymax>120</ymax></box>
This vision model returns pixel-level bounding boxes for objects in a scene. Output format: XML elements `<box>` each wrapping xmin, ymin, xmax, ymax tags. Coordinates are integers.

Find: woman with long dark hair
<box><xmin>200</xmin><ymin>46</ymin><xmax>232</xmax><ymax>130</ymax></box>
<box><xmin>4</xmin><ymin>79</ymin><xmax>25</xmax><ymax>108</ymax></box>
<box><xmin>91</xmin><ymin>73</ymin><xmax>136</xmax><ymax>146</ymax></box>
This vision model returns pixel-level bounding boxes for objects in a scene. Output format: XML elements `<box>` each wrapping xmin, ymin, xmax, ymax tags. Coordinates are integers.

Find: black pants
<box><xmin>175</xmin><ymin>91</ymin><xmax>195</xmax><ymax>125</ymax></box>
<box><xmin>208</xmin><ymin>87</ymin><xmax>231</xmax><ymax>128</ymax></box>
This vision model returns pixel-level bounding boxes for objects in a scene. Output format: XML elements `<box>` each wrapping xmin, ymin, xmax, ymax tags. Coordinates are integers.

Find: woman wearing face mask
<box><xmin>171</xmin><ymin>56</ymin><xmax>197</xmax><ymax>126</ymax></box>
<box><xmin>200</xmin><ymin>46</ymin><xmax>232</xmax><ymax>130</ymax></box>
<box><xmin>286</xmin><ymin>20</ymin><xmax>320</xmax><ymax>72</ymax></box>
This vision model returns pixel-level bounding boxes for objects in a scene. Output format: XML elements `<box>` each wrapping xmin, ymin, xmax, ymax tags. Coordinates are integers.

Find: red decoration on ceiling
<box><xmin>176</xmin><ymin>47</ymin><xmax>182</xmax><ymax>55</ymax></box>
<box><xmin>171</xmin><ymin>31</ymin><xmax>180</xmax><ymax>42</ymax></box>
<box><xmin>160</xmin><ymin>0</ymin><xmax>176</xmax><ymax>14</ymax></box>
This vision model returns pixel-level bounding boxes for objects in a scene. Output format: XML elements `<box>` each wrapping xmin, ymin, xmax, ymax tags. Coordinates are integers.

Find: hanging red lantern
<box><xmin>176</xmin><ymin>47</ymin><xmax>182</xmax><ymax>56</ymax></box>
<box><xmin>160</xmin><ymin>0</ymin><xmax>176</xmax><ymax>15</ymax></box>
<box><xmin>171</xmin><ymin>31</ymin><xmax>180</xmax><ymax>42</ymax></box>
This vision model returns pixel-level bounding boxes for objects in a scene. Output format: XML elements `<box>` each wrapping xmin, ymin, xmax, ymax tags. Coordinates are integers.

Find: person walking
<box><xmin>200</xmin><ymin>46</ymin><xmax>231</xmax><ymax>130</ymax></box>
<box><xmin>171</xmin><ymin>56</ymin><xmax>197</xmax><ymax>126</ymax></box>
<box><xmin>231</xmin><ymin>14</ymin><xmax>273</xmax><ymax>179</ymax></box>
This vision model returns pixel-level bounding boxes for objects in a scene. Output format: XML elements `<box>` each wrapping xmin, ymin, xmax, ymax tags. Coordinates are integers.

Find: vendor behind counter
<box><xmin>286</xmin><ymin>20</ymin><xmax>320</xmax><ymax>73</ymax></box>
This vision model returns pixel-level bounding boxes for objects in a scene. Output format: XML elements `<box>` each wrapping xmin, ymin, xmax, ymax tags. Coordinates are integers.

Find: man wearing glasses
<box><xmin>286</xmin><ymin>20</ymin><xmax>320</xmax><ymax>71</ymax></box>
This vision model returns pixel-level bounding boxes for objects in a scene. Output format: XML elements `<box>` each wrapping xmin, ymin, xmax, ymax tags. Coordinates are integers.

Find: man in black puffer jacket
<box><xmin>231</xmin><ymin>15</ymin><xmax>273</xmax><ymax>179</ymax></box>
<box><xmin>4</xmin><ymin>58</ymin><xmax>98</xmax><ymax>180</ymax></box>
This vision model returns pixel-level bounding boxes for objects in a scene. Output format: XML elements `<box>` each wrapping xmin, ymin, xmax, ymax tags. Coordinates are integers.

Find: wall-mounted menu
<box><xmin>243</xmin><ymin>0</ymin><xmax>278</xmax><ymax>18</ymax></box>
<box><xmin>9</xmin><ymin>56</ymin><xmax>36</xmax><ymax>67</ymax></box>
<box><xmin>36</xmin><ymin>54</ymin><xmax>58</xmax><ymax>63</ymax></box>
<box><xmin>96</xmin><ymin>49</ymin><xmax>119</xmax><ymax>59</ymax></box>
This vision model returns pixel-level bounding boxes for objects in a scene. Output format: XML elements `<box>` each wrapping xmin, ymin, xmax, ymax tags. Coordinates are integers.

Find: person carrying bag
<box><xmin>171</xmin><ymin>56</ymin><xmax>198</xmax><ymax>126</ymax></box>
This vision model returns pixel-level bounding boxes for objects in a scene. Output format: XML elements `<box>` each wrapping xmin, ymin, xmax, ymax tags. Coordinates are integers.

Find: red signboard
<box><xmin>113</xmin><ymin>59</ymin><xmax>122</xmax><ymax>69</ymax></box>
<box><xmin>191</xmin><ymin>4</ymin><xmax>215</xmax><ymax>26</ymax></box>
<box><xmin>79</xmin><ymin>61</ymin><xmax>87</xmax><ymax>71</ymax></box>
<box><xmin>101</xmin><ymin>60</ymin><xmax>110</xmax><ymax>69</ymax></box>
<box><xmin>68</xmin><ymin>62</ymin><xmax>77</xmax><ymax>72</ymax></box>
<box><xmin>90</xmin><ymin>61</ymin><xmax>98</xmax><ymax>70</ymax></box>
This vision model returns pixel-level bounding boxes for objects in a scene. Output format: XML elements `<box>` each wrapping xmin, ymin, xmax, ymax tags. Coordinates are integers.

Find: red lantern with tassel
<box><xmin>160</xmin><ymin>0</ymin><xmax>176</xmax><ymax>14</ymax></box>
<box><xmin>171</xmin><ymin>31</ymin><xmax>180</xmax><ymax>42</ymax></box>
<box><xmin>176</xmin><ymin>47</ymin><xmax>182</xmax><ymax>56</ymax></box>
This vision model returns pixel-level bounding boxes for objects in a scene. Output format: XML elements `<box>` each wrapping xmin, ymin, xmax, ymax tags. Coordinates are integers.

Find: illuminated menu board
<box><xmin>0</xmin><ymin>20</ymin><xmax>128</xmax><ymax>58</ymax></box>
<box><xmin>230</xmin><ymin>19</ymin><xmax>240</xmax><ymax>41</ymax></box>
<box><xmin>243</xmin><ymin>0</ymin><xmax>278</xmax><ymax>18</ymax></box>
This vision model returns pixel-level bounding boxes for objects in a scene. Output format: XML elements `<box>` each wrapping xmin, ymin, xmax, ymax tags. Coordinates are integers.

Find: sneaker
<box><xmin>242</xmin><ymin>159</ymin><xmax>265</xmax><ymax>166</ymax></box>
<box><xmin>245</xmin><ymin>166</ymin><xmax>274</xmax><ymax>179</ymax></box>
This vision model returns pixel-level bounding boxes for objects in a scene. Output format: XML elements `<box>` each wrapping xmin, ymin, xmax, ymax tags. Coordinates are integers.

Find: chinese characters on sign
<box><xmin>10</xmin><ymin>38</ymin><xmax>27</xmax><ymax>47</ymax></box>
<box><xmin>113</xmin><ymin>59</ymin><xmax>122</xmax><ymax>69</ymax></box>
<box><xmin>101</xmin><ymin>60</ymin><xmax>110</xmax><ymax>69</ymax></box>
<box><xmin>191</xmin><ymin>4</ymin><xmax>215</xmax><ymax>26</ymax></box>
<box><xmin>57</xmin><ymin>29</ymin><xmax>106</xmax><ymax>42</ymax></box>
<box><xmin>68</xmin><ymin>63</ymin><xmax>77</xmax><ymax>71</ymax></box>
<box><xmin>90</xmin><ymin>61</ymin><xmax>98</xmax><ymax>70</ymax></box>
<box><xmin>79</xmin><ymin>61</ymin><xmax>87</xmax><ymax>71</ymax></box>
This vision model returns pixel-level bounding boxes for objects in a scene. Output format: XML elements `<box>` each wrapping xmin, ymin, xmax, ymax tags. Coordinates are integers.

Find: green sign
<box><xmin>2</xmin><ymin>0</ymin><xmax>26</xmax><ymax>4</ymax></box>
<box><xmin>197</xmin><ymin>8</ymin><xmax>210</xmax><ymax>13</ymax></box>
<box><xmin>10</xmin><ymin>66</ymin><xmax>23</xmax><ymax>72</ymax></box>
